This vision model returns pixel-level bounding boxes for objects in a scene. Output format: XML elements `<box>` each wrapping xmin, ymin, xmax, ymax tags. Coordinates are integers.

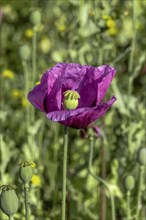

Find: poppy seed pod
<box><xmin>19</xmin><ymin>45</ymin><xmax>31</xmax><ymax>61</ymax></box>
<box><xmin>0</xmin><ymin>186</ymin><xmax>19</xmax><ymax>217</ymax></box>
<box><xmin>63</xmin><ymin>90</ymin><xmax>80</xmax><ymax>110</ymax></box>
<box><xmin>123</xmin><ymin>175</ymin><xmax>135</xmax><ymax>191</ymax></box>
<box><xmin>30</xmin><ymin>10</ymin><xmax>41</xmax><ymax>26</ymax></box>
<box><xmin>137</xmin><ymin>147</ymin><xmax>146</xmax><ymax>165</ymax></box>
<box><xmin>19</xmin><ymin>161</ymin><xmax>33</xmax><ymax>183</ymax></box>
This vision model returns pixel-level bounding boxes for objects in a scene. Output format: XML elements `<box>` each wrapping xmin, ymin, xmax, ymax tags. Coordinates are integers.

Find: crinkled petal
<box><xmin>59</xmin><ymin>96</ymin><xmax>116</xmax><ymax>129</ymax></box>
<box><xmin>96</xmin><ymin>65</ymin><xmax>116</xmax><ymax>104</ymax></box>
<box><xmin>46</xmin><ymin>107</ymin><xmax>89</xmax><ymax>121</ymax></box>
<box><xmin>28</xmin><ymin>63</ymin><xmax>90</xmax><ymax>112</ymax></box>
<box><xmin>77</xmin><ymin>66</ymin><xmax>97</xmax><ymax>107</ymax></box>
<box><xmin>28</xmin><ymin>63</ymin><xmax>116</xmax><ymax>129</ymax></box>
<box><xmin>28</xmin><ymin>73</ymin><xmax>48</xmax><ymax>112</ymax></box>
<box><xmin>77</xmin><ymin>65</ymin><xmax>116</xmax><ymax>107</ymax></box>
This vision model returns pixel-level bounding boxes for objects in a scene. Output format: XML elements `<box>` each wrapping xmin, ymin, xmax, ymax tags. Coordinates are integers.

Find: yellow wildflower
<box><xmin>58</xmin><ymin>25</ymin><xmax>65</xmax><ymax>32</ymax></box>
<box><xmin>21</xmin><ymin>97</ymin><xmax>30</xmax><ymax>107</ymax></box>
<box><xmin>25</xmin><ymin>29</ymin><xmax>33</xmax><ymax>38</ymax></box>
<box><xmin>31</xmin><ymin>175</ymin><xmax>41</xmax><ymax>187</ymax></box>
<box><xmin>106</xmin><ymin>19</ymin><xmax>118</xmax><ymax>36</ymax></box>
<box><xmin>12</xmin><ymin>89</ymin><xmax>22</xmax><ymax>98</ymax></box>
<box><xmin>108</xmin><ymin>27</ymin><xmax>118</xmax><ymax>36</ymax></box>
<box><xmin>2</xmin><ymin>69</ymin><xmax>15</xmax><ymax>79</ymax></box>
<box><xmin>102</xmin><ymin>15</ymin><xmax>110</xmax><ymax>20</ymax></box>
<box><xmin>39</xmin><ymin>38</ymin><xmax>51</xmax><ymax>54</ymax></box>
<box><xmin>106</xmin><ymin>19</ymin><xmax>116</xmax><ymax>28</ymax></box>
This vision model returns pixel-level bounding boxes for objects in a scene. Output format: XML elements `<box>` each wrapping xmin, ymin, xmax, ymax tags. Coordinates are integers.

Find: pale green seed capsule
<box><xmin>19</xmin><ymin>45</ymin><xmax>31</xmax><ymax>61</ymax></box>
<box><xmin>137</xmin><ymin>147</ymin><xmax>146</xmax><ymax>165</ymax></box>
<box><xmin>63</xmin><ymin>99</ymin><xmax>79</xmax><ymax>110</ymax></box>
<box><xmin>19</xmin><ymin>166</ymin><xmax>33</xmax><ymax>183</ymax></box>
<box><xmin>30</xmin><ymin>10</ymin><xmax>41</xmax><ymax>26</ymax></box>
<box><xmin>63</xmin><ymin>90</ymin><xmax>80</xmax><ymax>110</ymax></box>
<box><xmin>0</xmin><ymin>188</ymin><xmax>19</xmax><ymax>217</ymax></box>
<box><xmin>123</xmin><ymin>175</ymin><xmax>135</xmax><ymax>191</ymax></box>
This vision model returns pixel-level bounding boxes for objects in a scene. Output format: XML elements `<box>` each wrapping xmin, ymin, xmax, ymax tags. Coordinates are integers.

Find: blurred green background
<box><xmin>0</xmin><ymin>0</ymin><xmax>145</xmax><ymax>219</ymax></box>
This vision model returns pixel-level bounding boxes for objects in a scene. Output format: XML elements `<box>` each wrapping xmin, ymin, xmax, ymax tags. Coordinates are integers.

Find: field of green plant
<box><xmin>0</xmin><ymin>0</ymin><xmax>146</xmax><ymax>220</ymax></box>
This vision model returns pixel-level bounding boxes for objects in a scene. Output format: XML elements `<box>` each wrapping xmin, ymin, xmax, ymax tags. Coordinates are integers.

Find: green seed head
<box><xmin>137</xmin><ymin>147</ymin><xmax>146</xmax><ymax>165</ymax></box>
<box><xmin>19</xmin><ymin>161</ymin><xmax>34</xmax><ymax>183</ymax></box>
<box><xmin>0</xmin><ymin>185</ymin><xmax>19</xmax><ymax>217</ymax></box>
<box><xmin>123</xmin><ymin>175</ymin><xmax>135</xmax><ymax>191</ymax></box>
<box><xmin>30</xmin><ymin>10</ymin><xmax>41</xmax><ymax>26</ymax></box>
<box><xmin>19</xmin><ymin>45</ymin><xmax>31</xmax><ymax>61</ymax></box>
<box><xmin>63</xmin><ymin>90</ymin><xmax>80</xmax><ymax>110</ymax></box>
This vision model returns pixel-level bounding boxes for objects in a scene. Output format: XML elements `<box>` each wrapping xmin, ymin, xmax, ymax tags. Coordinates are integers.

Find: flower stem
<box><xmin>127</xmin><ymin>191</ymin><xmax>131</xmax><ymax>220</ymax></box>
<box><xmin>135</xmin><ymin>166</ymin><xmax>144</xmax><ymax>220</ymax></box>
<box><xmin>128</xmin><ymin>0</ymin><xmax>136</xmax><ymax>104</ymax></box>
<box><xmin>32</xmin><ymin>29</ymin><xmax>37</xmax><ymax>84</ymax></box>
<box><xmin>22</xmin><ymin>60</ymin><xmax>30</xmax><ymax>127</ymax></box>
<box><xmin>62</xmin><ymin>126</ymin><xmax>69</xmax><ymax>220</ymax></box>
<box><xmin>31</xmin><ymin>29</ymin><xmax>37</xmax><ymax>124</ymax></box>
<box><xmin>88</xmin><ymin>136</ymin><xmax>116</xmax><ymax>220</ymax></box>
<box><xmin>9</xmin><ymin>216</ymin><xmax>14</xmax><ymax>220</ymax></box>
<box><xmin>24</xmin><ymin>183</ymin><xmax>29</xmax><ymax>220</ymax></box>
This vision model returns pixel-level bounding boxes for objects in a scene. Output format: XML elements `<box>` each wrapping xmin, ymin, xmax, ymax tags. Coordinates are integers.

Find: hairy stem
<box><xmin>127</xmin><ymin>191</ymin><xmax>131</xmax><ymax>220</ymax></box>
<box><xmin>24</xmin><ymin>183</ymin><xmax>29</xmax><ymax>220</ymax></box>
<box><xmin>62</xmin><ymin>126</ymin><xmax>69</xmax><ymax>220</ymax></box>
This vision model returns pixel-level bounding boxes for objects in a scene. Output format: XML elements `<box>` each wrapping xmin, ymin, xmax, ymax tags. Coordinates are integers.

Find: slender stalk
<box><xmin>62</xmin><ymin>126</ymin><xmax>69</xmax><ymax>220</ymax></box>
<box><xmin>88</xmin><ymin>136</ymin><xmax>116</xmax><ymax>220</ymax></box>
<box><xmin>135</xmin><ymin>166</ymin><xmax>144</xmax><ymax>220</ymax></box>
<box><xmin>22</xmin><ymin>61</ymin><xmax>30</xmax><ymax>127</ymax></box>
<box><xmin>127</xmin><ymin>191</ymin><xmax>131</xmax><ymax>220</ymax></box>
<box><xmin>128</xmin><ymin>0</ymin><xmax>136</xmax><ymax>104</ymax></box>
<box><xmin>24</xmin><ymin>183</ymin><xmax>29</xmax><ymax>220</ymax></box>
<box><xmin>31</xmin><ymin>29</ymin><xmax>37</xmax><ymax>124</ymax></box>
<box><xmin>100</xmin><ymin>145</ymin><xmax>107</xmax><ymax>220</ymax></box>
<box><xmin>22</xmin><ymin>61</ymin><xmax>29</xmax><ymax>97</ymax></box>
<box><xmin>32</xmin><ymin>29</ymin><xmax>37</xmax><ymax>84</ymax></box>
<box><xmin>9</xmin><ymin>216</ymin><xmax>14</xmax><ymax>220</ymax></box>
<box><xmin>128</xmin><ymin>0</ymin><xmax>136</xmax><ymax>74</ymax></box>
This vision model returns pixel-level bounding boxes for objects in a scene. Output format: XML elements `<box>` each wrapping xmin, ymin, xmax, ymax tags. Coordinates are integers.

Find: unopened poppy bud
<box><xmin>123</xmin><ymin>175</ymin><xmax>135</xmax><ymax>191</ymax></box>
<box><xmin>0</xmin><ymin>185</ymin><xmax>19</xmax><ymax>217</ymax></box>
<box><xmin>19</xmin><ymin>161</ymin><xmax>34</xmax><ymax>183</ymax></box>
<box><xmin>63</xmin><ymin>90</ymin><xmax>80</xmax><ymax>110</ymax></box>
<box><xmin>30</xmin><ymin>10</ymin><xmax>41</xmax><ymax>26</ymax></box>
<box><xmin>137</xmin><ymin>147</ymin><xmax>146</xmax><ymax>165</ymax></box>
<box><xmin>19</xmin><ymin>45</ymin><xmax>31</xmax><ymax>61</ymax></box>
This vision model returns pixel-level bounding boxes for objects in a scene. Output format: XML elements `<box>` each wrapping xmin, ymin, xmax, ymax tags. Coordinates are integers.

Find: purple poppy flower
<box><xmin>28</xmin><ymin>63</ymin><xmax>116</xmax><ymax>129</ymax></box>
